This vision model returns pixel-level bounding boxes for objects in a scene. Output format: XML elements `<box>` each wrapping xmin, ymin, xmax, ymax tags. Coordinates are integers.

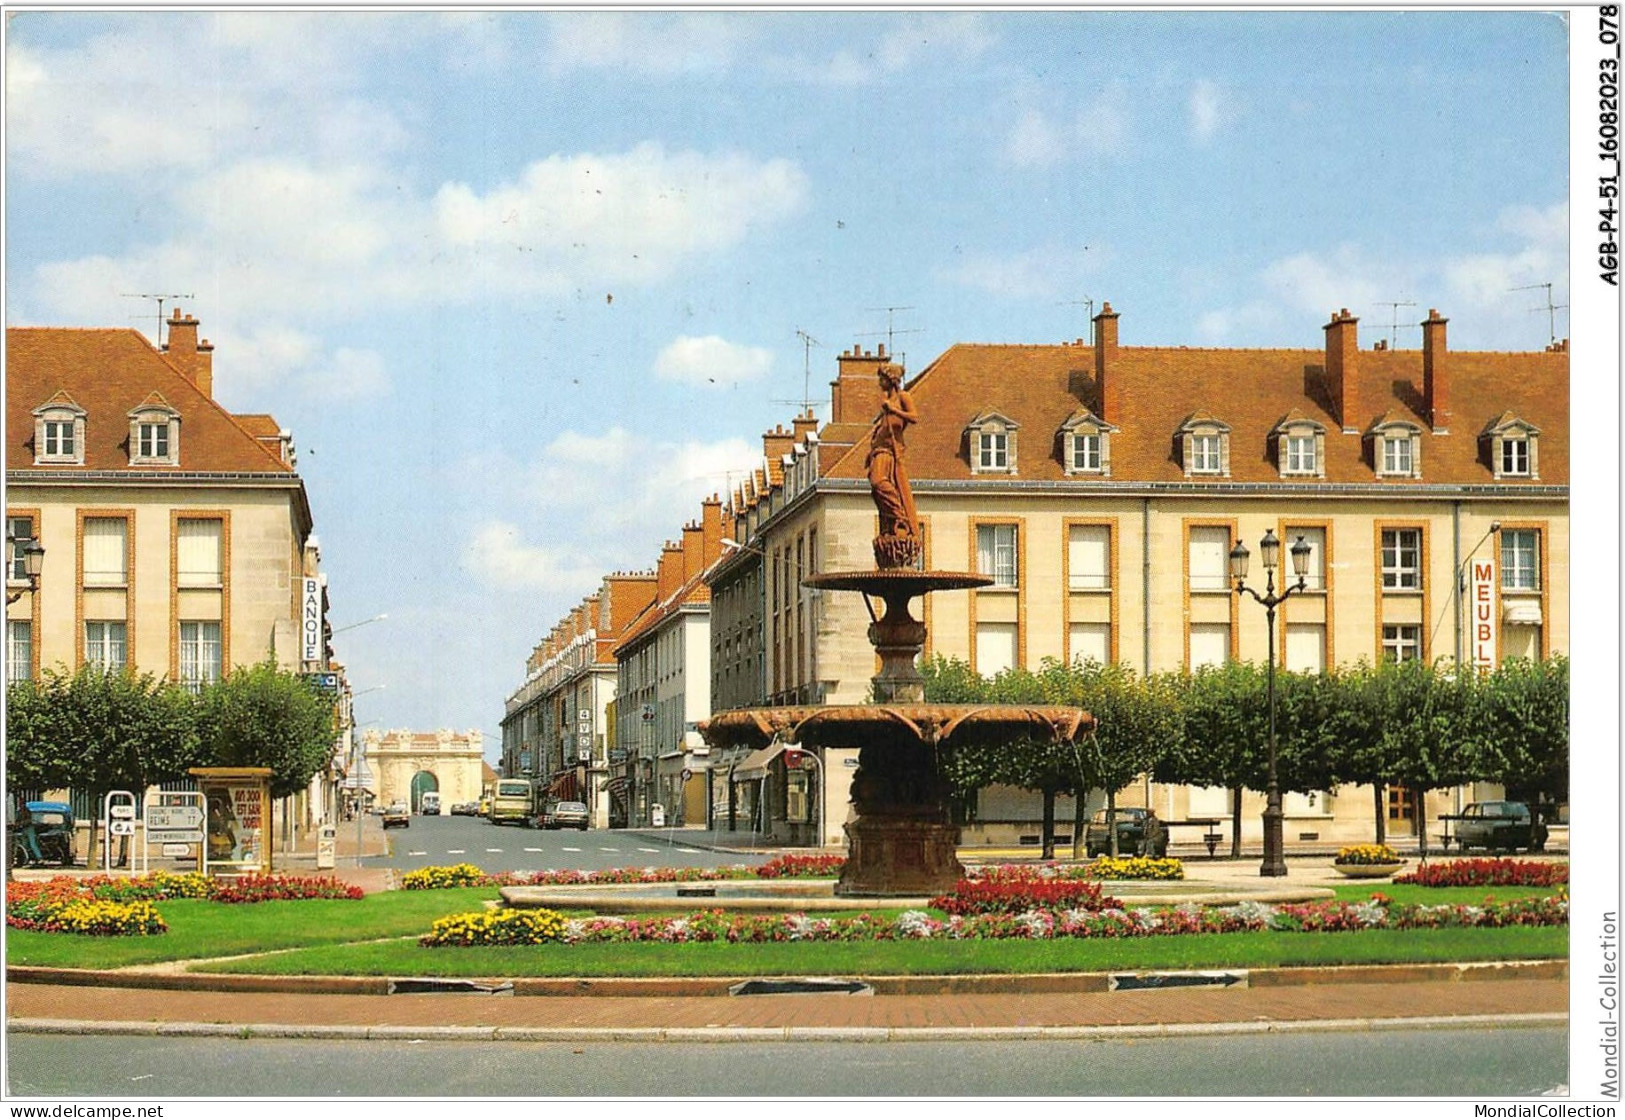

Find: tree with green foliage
<box><xmin>1469</xmin><ymin>655</ymin><xmax>1568</xmax><ymax>824</ymax></box>
<box><xmin>192</xmin><ymin>661</ymin><xmax>337</xmax><ymax>799</ymax></box>
<box><xmin>1371</xmin><ymin>658</ymin><xmax>1481</xmax><ymax>854</ymax></box>
<box><xmin>1158</xmin><ymin>662</ymin><xmax>1268</xmax><ymax>857</ymax></box>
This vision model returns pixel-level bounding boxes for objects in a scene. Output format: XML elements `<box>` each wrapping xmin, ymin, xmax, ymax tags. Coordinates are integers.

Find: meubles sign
<box><xmin>1469</xmin><ymin>558</ymin><xmax>1496</xmax><ymax>672</ymax></box>
<box><xmin>302</xmin><ymin>577</ymin><xmax>323</xmax><ymax>664</ymax></box>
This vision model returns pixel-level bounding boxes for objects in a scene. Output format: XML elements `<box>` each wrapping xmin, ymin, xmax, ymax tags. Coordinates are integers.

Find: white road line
<box><xmin>677</xmin><ymin>849</ymin><xmax>700</xmax><ymax>854</ymax></box>
<box><xmin>445</xmin><ymin>849</ymin><xmax>465</xmax><ymax>854</ymax></box>
<box><xmin>408</xmin><ymin>851</ymin><xmax>427</xmax><ymax>857</ymax></box>
<box><xmin>485</xmin><ymin>849</ymin><xmax>504</xmax><ymax>853</ymax></box>
<box><xmin>562</xmin><ymin>847</ymin><xmax>582</xmax><ymax>852</ymax></box>
<box><xmin>637</xmin><ymin>848</ymin><xmax>660</xmax><ymax>853</ymax></box>
<box><xmin>524</xmin><ymin>847</ymin><xmax>544</xmax><ymax>853</ymax></box>
<box><xmin>598</xmin><ymin>847</ymin><xmax>621</xmax><ymax>852</ymax></box>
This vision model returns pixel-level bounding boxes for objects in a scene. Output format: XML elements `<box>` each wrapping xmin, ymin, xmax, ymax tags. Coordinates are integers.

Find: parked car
<box><xmin>539</xmin><ymin>800</ymin><xmax>590</xmax><ymax>831</ymax></box>
<box><xmin>1452</xmin><ymin>800</ymin><xmax>1547</xmax><ymax>853</ymax></box>
<box><xmin>449</xmin><ymin>801</ymin><xmax>475</xmax><ymax>816</ymax></box>
<box><xmin>382</xmin><ymin>801</ymin><xmax>410</xmax><ymax>829</ymax></box>
<box><xmin>1084</xmin><ymin>807</ymin><xmax>1169</xmax><ymax>858</ymax></box>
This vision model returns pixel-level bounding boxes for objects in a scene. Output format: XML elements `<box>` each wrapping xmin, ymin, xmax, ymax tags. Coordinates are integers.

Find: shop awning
<box><xmin>1503</xmin><ymin>600</ymin><xmax>1543</xmax><ymax>625</ymax></box>
<box><xmin>730</xmin><ymin>742</ymin><xmax>788</xmax><ymax>783</ymax></box>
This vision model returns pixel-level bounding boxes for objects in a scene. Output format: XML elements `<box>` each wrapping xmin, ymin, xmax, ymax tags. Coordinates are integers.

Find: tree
<box><xmin>1471</xmin><ymin>655</ymin><xmax>1568</xmax><ymax>821</ymax></box>
<box><xmin>193</xmin><ymin>661</ymin><xmax>337</xmax><ymax>798</ymax></box>
<box><xmin>1158</xmin><ymin>662</ymin><xmax>1268</xmax><ymax>857</ymax></box>
<box><xmin>5</xmin><ymin>665</ymin><xmax>200</xmax><ymax>858</ymax></box>
<box><xmin>1371</xmin><ymin>658</ymin><xmax>1480</xmax><ymax>855</ymax></box>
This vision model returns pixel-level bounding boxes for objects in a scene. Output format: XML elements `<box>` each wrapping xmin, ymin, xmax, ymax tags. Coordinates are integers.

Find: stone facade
<box><xmin>365</xmin><ymin>729</ymin><xmax>485</xmax><ymax>812</ymax></box>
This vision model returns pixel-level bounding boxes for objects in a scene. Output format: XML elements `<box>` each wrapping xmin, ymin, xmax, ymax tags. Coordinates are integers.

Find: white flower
<box><xmin>1352</xmin><ymin>901</ymin><xmax>1388</xmax><ymax>927</ymax></box>
<box><xmin>895</xmin><ymin>910</ymin><xmax>940</xmax><ymax>939</ymax></box>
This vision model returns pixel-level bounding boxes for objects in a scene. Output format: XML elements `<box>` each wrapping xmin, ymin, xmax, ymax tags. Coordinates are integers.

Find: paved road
<box><xmin>365</xmin><ymin>813</ymin><xmax>769</xmax><ymax>873</ymax></box>
<box><xmin>5</xmin><ymin>1026</ymin><xmax>1569</xmax><ymax>1097</ymax></box>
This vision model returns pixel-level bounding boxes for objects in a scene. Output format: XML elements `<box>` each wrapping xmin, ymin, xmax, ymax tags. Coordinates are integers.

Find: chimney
<box><xmin>763</xmin><ymin>425</ymin><xmax>795</xmax><ymax>485</ymax></box>
<box><xmin>656</xmin><ymin>541</ymin><xmax>684</xmax><ymax>601</ymax></box>
<box><xmin>1324</xmin><ymin>309</ymin><xmax>1361</xmax><ymax>431</ymax></box>
<box><xmin>163</xmin><ymin>309</ymin><xmax>214</xmax><ymax>398</ymax></box>
<box><xmin>701</xmin><ymin>495</ymin><xmax>724</xmax><ymax>564</ymax></box>
<box><xmin>1093</xmin><ymin>302</ymin><xmax>1121</xmax><ymax>421</ymax></box>
<box><xmin>681</xmin><ymin>520</ymin><xmax>705</xmax><ymax>583</ymax></box>
<box><xmin>830</xmin><ymin>344</ymin><xmax>888</xmax><ymax>425</ymax></box>
<box><xmin>1422</xmin><ymin>309</ymin><xmax>1450</xmax><ymax>433</ymax></box>
<box><xmin>792</xmin><ymin>410</ymin><xmax>818</xmax><ymax>443</ymax></box>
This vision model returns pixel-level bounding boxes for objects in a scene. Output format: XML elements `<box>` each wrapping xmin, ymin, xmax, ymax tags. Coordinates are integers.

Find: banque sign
<box><xmin>302</xmin><ymin>577</ymin><xmax>323</xmax><ymax>664</ymax></box>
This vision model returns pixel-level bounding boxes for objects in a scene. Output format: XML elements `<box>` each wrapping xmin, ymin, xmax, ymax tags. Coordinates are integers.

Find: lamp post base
<box><xmin>1260</xmin><ymin>802</ymin><xmax>1288</xmax><ymax>877</ymax></box>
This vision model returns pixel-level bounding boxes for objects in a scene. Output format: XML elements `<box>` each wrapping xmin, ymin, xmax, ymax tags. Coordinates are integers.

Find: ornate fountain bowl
<box><xmin>802</xmin><ymin>569</ymin><xmax>994</xmax><ymax>597</ymax></box>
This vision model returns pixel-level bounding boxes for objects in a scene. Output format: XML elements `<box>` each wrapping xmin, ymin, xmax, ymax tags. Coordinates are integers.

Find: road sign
<box><xmin>161</xmin><ymin>843</ymin><xmax>192</xmax><ymax>858</ymax></box>
<box><xmin>151</xmin><ymin>830</ymin><xmax>204</xmax><ymax>844</ymax></box>
<box><xmin>640</xmin><ymin>704</ymin><xmax>656</xmax><ymax>723</ymax></box>
<box><xmin>108</xmin><ymin>819</ymin><xmax>137</xmax><ymax>836</ymax></box>
<box><xmin>110</xmin><ymin>804</ymin><xmax>136</xmax><ymax>819</ymax></box>
<box><xmin>146</xmin><ymin>806</ymin><xmax>204</xmax><ymax>831</ymax></box>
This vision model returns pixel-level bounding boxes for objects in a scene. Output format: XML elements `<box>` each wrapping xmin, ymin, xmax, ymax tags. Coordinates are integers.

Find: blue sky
<box><xmin>4</xmin><ymin>10</ymin><xmax>1570</xmax><ymax>755</ymax></box>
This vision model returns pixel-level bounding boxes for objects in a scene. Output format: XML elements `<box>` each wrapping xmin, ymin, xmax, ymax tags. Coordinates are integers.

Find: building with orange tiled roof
<box><xmin>609</xmin><ymin>497</ymin><xmax>725</xmax><ymax>829</ymax></box>
<box><xmin>6</xmin><ymin>309</ymin><xmax>351</xmax><ymax>832</ymax></box>
<box><xmin>715</xmin><ymin>305</ymin><xmax>1567</xmax><ymax>847</ymax></box>
<box><xmin>499</xmin><ymin>571</ymin><xmax>657</xmax><ymax>828</ymax></box>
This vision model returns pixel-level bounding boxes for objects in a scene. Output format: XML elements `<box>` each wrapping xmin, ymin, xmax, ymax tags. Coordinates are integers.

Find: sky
<box><xmin>3</xmin><ymin>10</ymin><xmax>1571</xmax><ymax>758</ymax></box>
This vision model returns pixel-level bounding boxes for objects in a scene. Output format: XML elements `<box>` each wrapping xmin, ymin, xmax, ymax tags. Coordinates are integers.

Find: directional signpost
<box><xmin>141</xmin><ymin>791</ymin><xmax>208</xmax><ymax>875</ymax></box>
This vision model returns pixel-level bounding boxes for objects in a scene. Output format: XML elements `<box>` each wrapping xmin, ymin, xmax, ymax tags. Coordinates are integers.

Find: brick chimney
<box><xmin>763</xmin><ymin>425</ymin><xmax>795</xmax><ymax>486</ymax></box>
<box><xmin>1324</xmin><ymin>309</ymin><xmax>1361</xmax><ymax>431</ymax></box>
<box><xmin>1422</xmin><ymin>309</ymin><xmax>1450</xmax><ymax>433</ymax></box>
<box><xmin>830</xmin><ymin>343</ymin><xmax>889</xmax><ymax>425</ymax></box>
<box><xmin>791</xmin><ymin>410</ymin><xmax>819</xmax><ymax>443</ymax></box>
<box><xmin>656</xmin><ymin>541</ymin><xmax>684</xmax><ymax>602</ymax></box>
<box><xmin>603</xmin><ymin>571</ymin><xmax>658</xmax><ymax>632</ymax></box>
<box><xmin>681</xmin><ymin>520</ymin><xmax>705</xmax><ymax>583</ymax></box>
<box><xmin>163</xmin><ymin>309</ymin><xmax>214</xmax><ymax>398</ymax></box>
<box><xmin>1093</xmin><ymin>303</ymin><xmax>1121</xmax><ymax>422</ymax></box>
<box><xmin>701</xmin><ymin>495</ymin><xmax>724</xmax><ymax>563</ymax></box>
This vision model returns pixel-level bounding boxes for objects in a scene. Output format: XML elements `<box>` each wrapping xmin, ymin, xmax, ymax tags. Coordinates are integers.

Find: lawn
<box><xmin>5</xmin><ymin>879</ymin><xmax>1568</xmax><ymax>977</ymax></box>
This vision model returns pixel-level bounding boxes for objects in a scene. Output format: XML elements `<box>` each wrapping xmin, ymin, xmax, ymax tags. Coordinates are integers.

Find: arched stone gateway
<box><xmin>409</xmin><ymin>770</ymin><xmax>439</xmax><ymax>813</ymax></box>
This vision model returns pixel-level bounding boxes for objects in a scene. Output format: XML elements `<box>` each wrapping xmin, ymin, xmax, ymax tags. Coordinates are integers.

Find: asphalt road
<box><xmin>5</xmin><ymin>1027</ymin><xmax>1570</xmax><ymax>1097</ymax></box>
<box><xmin>364</xmin><ymin>812</ymin><xmax>770</xmax><ymax>873</ymax></box>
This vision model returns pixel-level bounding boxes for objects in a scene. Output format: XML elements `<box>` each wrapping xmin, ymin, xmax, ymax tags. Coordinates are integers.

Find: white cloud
<box><xmin>877</xmin><ymin>14</ymin><xmax>996</xmax><ymax>70</ymax></box>
<box><xmin>458</xmin><ymin>428</ymin><xmax>759</xmax><ymax>594</ymax></box>
<box><xmin>544</xmin><ymin>12</ymin><xmax>749</xmax><ymax>76</ymax></box>
<box><xmin>1005</xmin><ymin>110</ymin><xmax>1067</xmax><ymax>168</ymax></box>
<box><xmin>655</xmin><ymin>336</ymin><xmax>775</xmax><ymax>386</ymax></box>
<box><xmin>1003</xmin><ymin>91</ymin><xmax>1131</xmax><ymax>167</ymax></box>
<box><xmin>1189</xmin><ymin>80</ymin><xmax>1231</xmax><ymax>143</ymax></box>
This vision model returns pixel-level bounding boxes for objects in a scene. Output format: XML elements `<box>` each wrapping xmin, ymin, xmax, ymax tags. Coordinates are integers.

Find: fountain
<box><xmin>700</xmin><ymin>362</ymin><xmax>1098</xmax><ymax>896</ymax></box>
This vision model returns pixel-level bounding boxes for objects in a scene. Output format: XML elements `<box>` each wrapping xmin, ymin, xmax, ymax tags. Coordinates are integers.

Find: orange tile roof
<box><xmin>823</xmin><ymin>337</ymin><xmax>1567</xmax><ymax>487</ymax></box>
<box><xmin>7</xmin><ymin>327</ymin><xmax>291</xmax><ymax>474</ymax></box>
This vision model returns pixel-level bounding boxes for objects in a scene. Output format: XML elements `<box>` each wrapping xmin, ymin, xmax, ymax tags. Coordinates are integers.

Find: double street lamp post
<box><xmin>1228</xmin><ymin>529</ymin><xmax>1313</xmax><ymax>878</ymax></box>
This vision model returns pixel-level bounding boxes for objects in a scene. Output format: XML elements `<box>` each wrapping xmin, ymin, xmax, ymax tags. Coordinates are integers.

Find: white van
<box><xmin>419</xmin><ymin>792</ymin><xmax>441</xmax><ymax>816</ymax></box>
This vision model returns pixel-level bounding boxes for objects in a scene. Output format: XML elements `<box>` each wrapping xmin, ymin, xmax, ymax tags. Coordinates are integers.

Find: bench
<box><xmin>1164</xmin><ymin>818</ymin><xmax>1224</xmax><ymax>857</ymax></box>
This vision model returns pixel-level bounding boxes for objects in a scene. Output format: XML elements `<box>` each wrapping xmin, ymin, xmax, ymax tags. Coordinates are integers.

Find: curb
<box><xmin>7</xmin><ymin>1012</ymin><xmax>1570</xmax><ymax>1044</ymax></box>
<box><xmin>6</xmin><ymin>958</ymin><xmax>1569</xmax><ymax>998</ymax></box>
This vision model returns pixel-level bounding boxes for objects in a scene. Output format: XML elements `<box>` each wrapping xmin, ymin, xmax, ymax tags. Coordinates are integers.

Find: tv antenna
<box><xmin>859</xmin><ymin>305</ymin><xmax>921</xmax><ymax>367</ymax></box>
<box><xmin>794</xmin><ymin>329</ymin><xmax>821</xmax><ymax>414</ymax></box>
<box><xmin>1511</xmin><ymin>282</ymin><xmax>1568</xmax><ymax>344</ymax></box>
<box><xmin>1058</xmin><ymin>297</ymin><xmax>1095</xmax><ymax>343</ymax></box>
<box><xmin>1375</xmin><ymin>300</ymin><xmax>1416</xmax><ymax>348</ymax></box>
<box><xmin>121</xmin><ymin>293</ymin><xmax>194</xmax><ymax>346</ymax></box>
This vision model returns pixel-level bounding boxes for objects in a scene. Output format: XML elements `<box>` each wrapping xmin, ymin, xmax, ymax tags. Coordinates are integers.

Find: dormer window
<box><xmin>1058</xmin><ymin>408</ymin><xmax>1116</xmax><ymax>476</ymax></box>
<box><xmin>32</xmin><ymin>394</ymin><xmax>87</xmax><ymax>466</ymax></box>
<box><xmin>1272</xmin><ymin>412</ymin><xmax>1327</xmax><ymax>479</ymax></box>
<box><xmin>1177</xmin><ymin>413</ymin><xmax>1230</xmax><ymax>478</ymax></box>
<box><xmin>966</xmin><ymin>411</ymin><xmax>1020</xmax><ymax>475</ymax></box>
<box><xmin>1482</xmin><ymin>412</ymin><xmax>1541</xmax><ymax>480</ymax></box>
<box><xmin>128</xmin><ymin>396</ymin><xmax>181</xmax><ymax>467</ymax></box>
<box><xmin>1369</xmin><ymin>415</ymin><xmax>1422</xmax><ymax>479</ymax></box>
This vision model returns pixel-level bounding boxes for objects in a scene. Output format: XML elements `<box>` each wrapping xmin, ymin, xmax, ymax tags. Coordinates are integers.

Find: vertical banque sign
<box><xmin>302</xmin><ymin>577</ymin><xmax>323</xmax><ymax>664</ymax></box>
<box><xmin>1470</xmin><ymin>556</ymin><xmax>1497</xmax><ymax>672</ymax></box>
<box><xmin>190</xmin><ymin>767</ymin><xmax>273</xmax><ymax>874</ymax></box>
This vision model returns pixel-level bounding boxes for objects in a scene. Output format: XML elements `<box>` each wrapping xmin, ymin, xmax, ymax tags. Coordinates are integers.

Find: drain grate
<box><xmin>388</xmin><ymin>978</ymin><xmax>514</xmax><ymax>996</ymax></box>
<box><xmin>729</xmin><ymin>978</ymin><xmax>873</xmax><ymax>996</ymax></box>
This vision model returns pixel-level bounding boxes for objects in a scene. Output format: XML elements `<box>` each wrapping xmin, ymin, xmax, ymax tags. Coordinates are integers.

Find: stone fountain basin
<box><xmin>498</xmin><ymin>878</ymin><xmax>1334</xmax><ymax>914</ymax></box>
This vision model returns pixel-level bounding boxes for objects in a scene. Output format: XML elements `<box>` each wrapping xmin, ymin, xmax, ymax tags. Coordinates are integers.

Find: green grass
<box><xmin>203</xmin><ymin>926</ymin><xmax>1569</xmax><ymax>978</ymax></box>
<box><xmin>1327</xmin><ymin>883</ymin><xmax>1557</xmax><ymax>905</ymax></box>
<box><xmin>5</xmin><ymin>887</ymin><xmax>498</xmax><ymax>969</ymax></box>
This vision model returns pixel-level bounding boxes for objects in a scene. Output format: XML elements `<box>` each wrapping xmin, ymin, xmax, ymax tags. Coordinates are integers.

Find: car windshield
<box><xmin>558</xmin><ymin>802</ymin><xmax>587</xmax><ymax>812</ymax></box>
<box><xmin>497</xmin><ymin>782</ymin><xmax>530</xmax><ymax>796</ymax></box>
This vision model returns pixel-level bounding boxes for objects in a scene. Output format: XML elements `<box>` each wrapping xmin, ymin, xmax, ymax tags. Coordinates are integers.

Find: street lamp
<box><xmin>332</xmin><ymin>613</ymin><xmax>388</xmax><ymax>636</ymax></box>
<box><xmin>1229</xmin><ymin>529</ymin><xmax>1313</xmax><ymax>878</ymax></box>
<box><xmin>5</xmin><ymin>537</ymin><xmax>44</xmax><ymax>606</ymax></box>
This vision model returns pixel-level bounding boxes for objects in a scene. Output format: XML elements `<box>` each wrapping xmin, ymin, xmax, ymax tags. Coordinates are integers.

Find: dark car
<box><xmin>1084</xmin><ymin>807</ymin><xmax>1168</xmax><ymax>858</ymax></box>
<box><xmin>382</xmin><ymin>801</ymin><xmax>410</xmax><ymax>830</ymax></box>
<box><xmin>1453</xmin><ymin>800</ymin><xmax>1548</xmax><ymax>853</ymax></box>
<box><xmin>539</xmin><ymin>800</ymin><xmax>590</xmax><ymax>831</ymax></box>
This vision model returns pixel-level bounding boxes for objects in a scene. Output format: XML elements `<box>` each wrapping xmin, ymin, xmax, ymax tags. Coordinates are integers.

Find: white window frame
<box><xmin>1382</xmin><ymin>624</ymin><xmax>1422</xmax><ymax>662</ymax></box>
<box><xmin>8</xmin><ymin>517</ymin><xmax>34</xmax><ymax>582</ymax></box>
<box><xmin>179</xmin><ymin>621</ymin><xmax>223</xmax><ymax>692</ymax></box>
<box><xmin>84</xmin><ymin>620</ymin><xmax>127</xmax><ymax>671</ymax></box>
<box><xmin>81</xmin><ymin>517</ymin><xmax>129</xmax><ymax>587</ymax></box>
<box><xmin>1071</xmin><ymin>432</ymin><xmax>1102</xmax><ymax>472</ymax></box>
<box><xmin>978</xmin><ymin>431</ymin><xmax>1008</xmax><ymax>471</ymax></box>
<box><xmin>176</xmin><ymin>519</ymin><xmax>224</xmax><ymax>588</ymax></box>
<box><xmin>1380</xmin><ymin>528</ymin><xmax>1421</xmax><ymax>591</ymax></box>
<box><xmin>1500</xmin><ymin>437</ymin><xmax>1530</xmax><ymax>477</ymax></box>
<box><xmin>1501</xmin><ymin>529</ymin><xmax>1540</xmax><ymax>591</ymax></box>
<box><xmin>34</xmin><ymin>405</ymin><xmax>86</xmax><ymax>466</ymax></box>
<box><xmin>1285</xmin><ymin>434</ymin><xmax>1317</xmax><ymax>474</ymax></box>
<box><xmin>1190</xmin><ymin>433</ymin><xmax>1222</xmax><ymax>474</ymax></box>
<box><xmin>7</xmin><ymin>620</ymin><xmax>32</xmax><ymax>683</ymax></box>
<box><xmin>139</xmin><ymin>422</ymin><xmax>169</xmax><ymax>460</ymax></box>
<box><xmin>976</xmin><ymin>524</ymin><xmax>1019</xmax><ymax>588</ymax></box>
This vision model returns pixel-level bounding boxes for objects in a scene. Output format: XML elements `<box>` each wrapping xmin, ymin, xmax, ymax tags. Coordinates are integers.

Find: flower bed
<box><xmin>1085</xmin><ymin>856</ymin><xmax>1185</xmax><ymax>881</ymax></box>
<box><xmin>1334</xmin><ymin>843</ymin><xmax>1402</xmax><ymax>866</ymax></box>
<box><xmin>420</xmin><ymin>908</ymin><xmax>568</xmax><ymax>947</ymax></box>
<box><xmin>754</xmin><ymin>853</ymin><xmax>847</xmax><ymax>879</ymax></box>
<box><xmin>930</xmin><ymin>876</ymin><xmax>1117</xmax><ymax>915</ymax></box>
<box><xmin>6</xmin><ymin>872</ymin><xmax>362</xmax><ymax>935</ymax></box>
<box><xmin>419</xmin><ymin>894</ymin><xmax>1568</xmax><ymax>946</ymax></box>
<box><xmin>1394</xmin><ymin>858</ymin><xmax>1569</xmax><ymax>888</ymax></box>
<box><xmin>402</xmin><ymin>859</ymin><xmax>846</xmax><ymax>891</ymax></box>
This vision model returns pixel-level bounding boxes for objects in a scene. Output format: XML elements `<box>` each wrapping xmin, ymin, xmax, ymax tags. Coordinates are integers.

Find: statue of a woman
<box><xmin>867</xmin><ymin>363</ymin><xmax>922</xmax><ymax>568</ymax></box>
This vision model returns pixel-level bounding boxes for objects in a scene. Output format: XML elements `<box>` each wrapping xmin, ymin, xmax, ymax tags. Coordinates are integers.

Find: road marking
<box><xmin>485</xmin><ymin>848</ymin><xmax>504</xmax><ymax>853</ymax></box>
<box><xmin>638</xmin><ymin>848</ymin><xmax>660</xmax><ymax>853</ymax></box>
<box><xmin>445</xmin><ymin>849</ymin><xmax>465</xmax><ymax>855</ymax></box>
<box><xmin>677</xmin><ymin>849</ymin><xmax>700</xmax><ymax>854</ymax></box>
<box><xmin>408</xmin><ymin>851</ymin><xmax>427</xmax><ymax>857</ymax></box>
<box><xmin>562</xmin><ymin>847</ymin><xmax>581</xmax><ymax>852</ymax></box>
<box><xmin>598</xmin><ymin>847</ymin><xmax>621</xmax><ymax>852</ymax></box>
<box><xmin>524</xmin><ymin>847</ymin><xmax>544</xmax><ymax>853</ymax></box>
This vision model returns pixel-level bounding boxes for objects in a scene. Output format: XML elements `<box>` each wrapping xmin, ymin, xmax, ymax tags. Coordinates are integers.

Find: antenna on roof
<box><xmin>121</xmin><ymin>293</ymin><xmax>194</xmax><ymax>347</ymax></box>
<box><xmin>794</xmin><ymin>329</ymin><xmax>821</xmax><ymax>415</ymax></box>
<box><xmin>1375</xmin><ymin>300</ymin><xmax>1416</xmax><ymax>348</ymax></box>
<box><xmin>1511</xmin><ymin>282</ymin><xmax>1568</xmax><ymax>344</ymax></box>
<box><xmin>1058</xmin><ymin>297</ymin><xmax>1095</xmax><ymax>343</ymax></box>
<box><xmin>859</xmin><ymin>305</ymin><xmax>921</xmax><ymax>370</ymax></box>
